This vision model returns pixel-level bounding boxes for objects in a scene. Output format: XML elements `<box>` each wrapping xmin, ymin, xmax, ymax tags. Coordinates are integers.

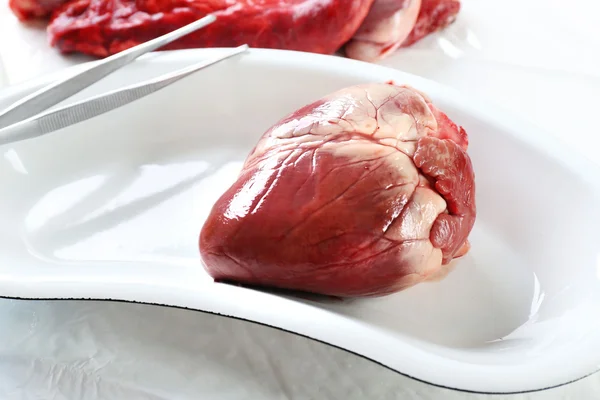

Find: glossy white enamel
<box><xmin>0</xmin><ymin>55</ymin><xmax>6</xmax><ymax>89</ymax></box>
<box><xmin>0</xmin><ymin>48</ymin><xmax>599</xmax><ymax>393</ymax></box>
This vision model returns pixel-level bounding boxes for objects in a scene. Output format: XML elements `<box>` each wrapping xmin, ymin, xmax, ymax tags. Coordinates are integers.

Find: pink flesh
<box><xmin>401</xmin><ymin>0</ymin><xmax>461</xmax><ymax>47</ymax></box>
<box><xmin>199</xmin><ymin>83</ymin><xmax>475</xmax><ymax>298</ymax></box>
<box><xmin>345</xmin><ymin>0</ymin><xmax>422</xmax><ymax>62</ymax></box>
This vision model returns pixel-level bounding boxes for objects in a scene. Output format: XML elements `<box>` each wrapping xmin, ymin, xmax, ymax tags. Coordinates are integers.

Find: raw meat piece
<box><xmin>199</xmin><ymin>83</ymin><xmax>476</xmax><ymax>298</ymax></box>
<box><xmin>9</xmin><ymin>0</ymin><xmax>460</xmax><ymax>60</ymax></box>
<box><xmin>345</xmin><ymin>0</ymin><xmax>460</xmax><ymax>61</ymax></box>
<box><xmin>401</xmin><ymin>0</ymin><xmax>460</xmax><ymax>47</ymax></box>
<box><xmin>47</xmin><ymin>0</ymin><xmax>376</xmax><ymax>57</ymax></box>
<box><xmin>9</xmin><ymin>0</ymin><xmax>64</xmax><ymax>20</ymax></box>
<box><xmin>344</xmin><ymin>0</ymin><xmax>422</xmax><ymax>62</ymax></box>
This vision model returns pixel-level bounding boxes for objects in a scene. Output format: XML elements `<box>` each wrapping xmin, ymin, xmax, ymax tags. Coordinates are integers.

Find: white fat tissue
<box><xmin>345</xmin><ymin>0</ymin><xmax>423</xmax><ymax>61</ymax></box>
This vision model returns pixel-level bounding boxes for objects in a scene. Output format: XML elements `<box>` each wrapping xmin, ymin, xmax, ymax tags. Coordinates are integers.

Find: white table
<box><xmin>1</xmin><ymin>1</ymin><xmax>599</xmax><ymax>398</ymax></box>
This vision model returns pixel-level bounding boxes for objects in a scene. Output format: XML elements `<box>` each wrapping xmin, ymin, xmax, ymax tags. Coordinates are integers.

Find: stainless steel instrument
<box><xmin>0</xmin><ymin>15</ymin><xmax>249</xmax><ymax>146</ymax></box>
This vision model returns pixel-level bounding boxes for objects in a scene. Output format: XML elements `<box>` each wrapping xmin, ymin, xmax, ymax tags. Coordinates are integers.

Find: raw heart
<box><xmin>199</xmin><ymin>83</ymin><xmax>476</xmax><ymax>297</ymax></box>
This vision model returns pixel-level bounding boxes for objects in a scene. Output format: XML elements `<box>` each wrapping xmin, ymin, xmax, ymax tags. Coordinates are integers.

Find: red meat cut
<box><xmin>344</xmin><ymin>0</ymin><xmax>461</xmax><ymax>61</ymax></box>
<box><xmin>8</xmin><ymin>0</ymin><xmax>65</xmax><ymax>20</ymax></box>
<box><xmin>9</xmin><ymin>0</ymin><xmax>460</xmax><ymax>61</ymax></box>
<box><xmin>402</xmin><ymin>0</ymin><xmax>461</xmax><ymax>47</ymax></box>
<box><xmin>199</xmin><ymin>83</ymin><xmax>476</xmax><ymax>298</ymax></box>
<box><xmin>344</xmin><ymin>0</ymin><xmax>422</xmax><ymax>62</ymax></box>
<box><xmin>47</xmin><ymin>0</ymin><xmax>376</xmax><ymax>57</ymax></box>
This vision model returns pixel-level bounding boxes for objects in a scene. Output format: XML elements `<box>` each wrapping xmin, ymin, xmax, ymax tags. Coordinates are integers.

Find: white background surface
<box><xmin>0</xmin><ymin>0</ymin><xmax>599</xmax><ymax>398</ymax></box>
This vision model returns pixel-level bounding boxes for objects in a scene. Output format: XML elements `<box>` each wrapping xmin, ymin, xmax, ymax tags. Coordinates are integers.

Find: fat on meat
<box><xmin>345</xmin><ymin>0</ymin><xmax>460</xmax><ymax>61</ymax></box>
<box><xmin>344</xmin><ymin>0</ymin><xmax>422</xmax><ymax>62</ymax></box>
<box><xmin>199</xmin><ymin>83</ymin><xmax>476</xmax><ymax>298</ymax></box>
<box><xmin>402</xmin><ymin>0</ymin><xmax>461</xmax><ymax>47</ymax></box>
<box><xmin>9</xmin><ymin>0</ymin><xmax>460</xmax><ymax>61</ymax></box>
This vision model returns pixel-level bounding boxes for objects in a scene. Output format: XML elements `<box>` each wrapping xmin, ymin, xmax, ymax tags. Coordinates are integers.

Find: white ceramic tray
<box><xmin>0</xmin><ymin>48</ymin><xmax>599</xmax><ymax>394</ymax></box>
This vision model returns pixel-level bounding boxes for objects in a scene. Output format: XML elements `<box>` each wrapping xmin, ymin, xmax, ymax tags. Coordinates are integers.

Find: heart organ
<box><xmin>199</xmin><ymin>83</ymin><xmax>476</xmax><ymax>297</ymax></box>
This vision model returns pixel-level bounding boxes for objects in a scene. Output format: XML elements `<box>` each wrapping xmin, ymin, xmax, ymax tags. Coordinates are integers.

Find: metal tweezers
<box><xmin>0</xmin><ymin>15</ymin><xmax>249</xmax><ymax>146</ymax></box>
